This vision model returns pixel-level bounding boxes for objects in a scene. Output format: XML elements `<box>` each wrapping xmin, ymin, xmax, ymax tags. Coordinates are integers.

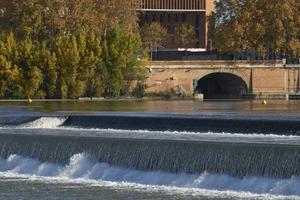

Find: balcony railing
<box><xmin>135</xmin><ymin>0</ymin><xmax>206</xmax><ymax>12</ymax></box>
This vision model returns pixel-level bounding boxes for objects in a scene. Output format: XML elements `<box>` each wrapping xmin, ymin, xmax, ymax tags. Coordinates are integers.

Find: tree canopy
<box><xmin>0</xmin><ymin>0</ymin><xmax>147</xmax><ymax>99</ymax></box>
<box><xmin>140</xmin><ymin>22</ymin><xmax>169</xmax><ymax>50</ymax></box>
<box><xmin>209</xmin><ymin>0</ymin><xmax>300</xmax><ymax>58</ymax></box>
<box><xmin>0</xmin><ymin>0</ymin><xmax>140</xmax><ymax>39</ymax></box>
<box><xmin>174</xmin><ymin>23</ymin><xmax>198</xmax><ymax>48</ymax></box>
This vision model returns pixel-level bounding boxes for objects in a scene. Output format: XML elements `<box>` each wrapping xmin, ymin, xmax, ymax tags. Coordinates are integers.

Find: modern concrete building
<box><xmin>137</xmin><ymin>0</ymin><xmax>214</xmax><ymax>49</ymax></box>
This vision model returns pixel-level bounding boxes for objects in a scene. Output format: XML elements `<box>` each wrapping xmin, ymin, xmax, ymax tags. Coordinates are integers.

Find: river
<box><xmin>0</xmin><ymin>100</ymin><xmax>299</xmax><ymax>200</ymax></box>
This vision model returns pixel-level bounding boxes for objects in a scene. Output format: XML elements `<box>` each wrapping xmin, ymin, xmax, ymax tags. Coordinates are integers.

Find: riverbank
<box><xmin>1</xmin><ymin>99</ymin><xmax>300</xmax><ymax>114</ymax></box>
<box><xmin>0</xmin><ymin>93</ymin><xmax>297</xmax><ymax>102</ymax></box>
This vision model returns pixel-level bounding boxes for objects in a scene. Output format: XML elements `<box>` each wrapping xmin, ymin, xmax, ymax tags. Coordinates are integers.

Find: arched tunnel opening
<box><xmin>195</xmin><ymin>73</ymin><xmax>248</xmax><ymax>99</ymax></box>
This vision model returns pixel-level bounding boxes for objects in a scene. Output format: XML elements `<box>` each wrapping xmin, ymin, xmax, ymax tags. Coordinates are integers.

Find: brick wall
<box><xmin>146</xmin><ymin>60</ymin><xmax>300</xmax><ymax>96</ymax></box>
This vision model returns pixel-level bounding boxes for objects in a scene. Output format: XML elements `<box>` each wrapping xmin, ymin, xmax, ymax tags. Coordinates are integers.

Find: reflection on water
<box><xmin>1</xmin><ymin>100</ymin><xmax>300</xmax><ymax>113</ymax></box>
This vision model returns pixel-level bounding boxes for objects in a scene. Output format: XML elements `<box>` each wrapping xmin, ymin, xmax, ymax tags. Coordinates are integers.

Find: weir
<box><xmin>0</xmin><ymin>116</ymin><xmax>39</xmax><ymax>126</ymax></box>
<box><xmin>63</xmin><ymin>115</ymin><xmax>300</xmax><ymax>135</ymax></box>
<box><xmin>0</xmin><ymin>133</ymin><xmax>299</xmax><ymax>179</ymax></box>
<box><xmin>2</xmin><ymin>113</ymin><xmax>300</xmax><ymax>135</ymax></box>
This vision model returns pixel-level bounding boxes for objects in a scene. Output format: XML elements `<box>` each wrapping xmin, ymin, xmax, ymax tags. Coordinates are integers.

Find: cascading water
<box><xmin>0</xmin><ymin>113</ymin><xmax>300</xmax><ymax>199</ymax></box>
<box><xmin>62</xmin><ymin>115</ymin><xmax>300</xmax><ymax>135</ymax></box>
<box><xmin>0</xmin><ymin>153</ymin><xmax>300</xmax><ymax>197</ymax></box>
<box><xmin>21</xmin><ymin>117</ymin><xmax>68</xmax><ymax>129</ymax></box>
<box><xmin>0</xmin><ymin>132</ymin><xmax>299</xmax><ymax>178</ymax></box>
<box><xmin>3</xmin><ymin>114</ymin><xmax>300</xmax><ymax>135</ymax></box>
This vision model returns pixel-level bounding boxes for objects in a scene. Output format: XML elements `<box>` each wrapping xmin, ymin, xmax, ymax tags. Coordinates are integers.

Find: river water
<box><xmin>2</xmin><ymin>99</ymin><xmax>300</xmax><ymax>113</ymax></box>
<box><xmin>0</xmin><ymin>100</ymin><xmax>300</xmax><ymax>200</ymax></box>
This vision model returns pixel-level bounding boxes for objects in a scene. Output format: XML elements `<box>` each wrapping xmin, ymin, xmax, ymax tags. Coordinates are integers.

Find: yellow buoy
<box><xmin>262</xmin><ymin>100</ymin><xmax>267</xmax><ymax>105</ymax></box>
<box><xmin>28</xmin><ymin>98</ymin><xmax>33</xmax><ymax>104</ymax></box>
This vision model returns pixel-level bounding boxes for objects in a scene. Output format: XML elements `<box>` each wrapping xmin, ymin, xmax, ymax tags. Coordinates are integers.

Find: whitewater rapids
<box><xmin>0</xmin><ymin>153</ymin><xmax>299</xmax><ymax>200</ymax></box>
<box><xmin>0</xmin><ymin>115</ymin><xmax>300</xmax><ymax>199</ymax></box>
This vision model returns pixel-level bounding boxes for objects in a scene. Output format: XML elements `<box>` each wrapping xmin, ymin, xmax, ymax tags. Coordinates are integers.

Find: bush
<box><xmin>133</xmin><ymin>82</ymin><xmax>145</xmax><ymax>98</ymax></box>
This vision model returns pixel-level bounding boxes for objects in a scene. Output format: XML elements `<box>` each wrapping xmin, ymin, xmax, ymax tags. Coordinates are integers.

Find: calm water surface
<box><xmin>1</xmin><ymin>100</ymin><xmax>300</xmax><ymax>113</ymax></box>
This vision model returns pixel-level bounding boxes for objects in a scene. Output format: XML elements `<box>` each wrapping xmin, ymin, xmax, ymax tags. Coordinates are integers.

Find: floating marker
<box><xmin>262</xmin><ymin>100</ymin><xmax>267</xmax><ymax>105</ymax></box>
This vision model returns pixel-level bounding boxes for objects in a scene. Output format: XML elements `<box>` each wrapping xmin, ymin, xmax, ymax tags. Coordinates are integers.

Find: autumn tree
<box><xmin>211</xmin><ymin>0</ymin><xmax>300</xmax><ymax>58</ymax></box>
<box><xmin>0</xmin><ymin>55</ymin><xmax>20</xmax><ymax>97</ymax></box>
<box><xmin>0</xmin><ymin>0</ymin><xmax>147</xmax><ymax>99</ymax></box>
<box><xmin>141</xmin><ymin>22</ymin><xmax>169</xmax><ymax>50</ymax></box>
<box><xmin>0</xmin><ymin>0</ymin><xmax>140</xmax><ymax>39</ymax></box>
<box><xmin>0</xmin><ymin>33</ymin><xmax>22</xmax><ymax>97</ymax></box>
<box><xmin>96</xmin><ymin>0</ymin><xmax>140</xmax><ymax>34</ymax></box>
<box><xmin>174</xmin><ymin>23</ymin><xmax>198</xmax><ymax>48</ymax></box>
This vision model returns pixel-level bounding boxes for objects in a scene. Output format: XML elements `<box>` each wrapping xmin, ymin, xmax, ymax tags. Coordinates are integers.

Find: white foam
<box><xmin>14</xmin><ymin>117</ymin><xmax>300</xmax><ymax>141</ymax></box>
<box><xmin>5</xmin><ymin>121</ymin><xmax>300</xmax><ymax>145</ymax></box>
<box><xmin>21</xmin><ymin>117</ymin><xmax>68</xmax><ymax>129</ymax></box>
<box><xmin>0</xmin><ymin>153</ymin><xmax>299</xmax><ymax>199</ymax></box>
<box><xmin>49</xmin><ymin>127</ymin><xmax>300</xmax><ymax>145</ymax></box>
<box><xmin>52</xmin><ymin>125</ymin><xmax>299</xmax><ymax>139</ymax></box>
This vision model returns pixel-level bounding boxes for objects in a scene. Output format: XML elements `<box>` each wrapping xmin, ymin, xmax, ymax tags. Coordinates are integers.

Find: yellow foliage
<box><xmin>211</xmin><ymin>0</ymin><xmax>300</xmax><ymax>57</ymax></box>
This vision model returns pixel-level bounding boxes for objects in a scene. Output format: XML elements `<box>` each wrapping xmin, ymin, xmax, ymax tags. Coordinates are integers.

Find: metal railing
<box><xmin>150</xmin><ymin>50</ymin><xmax>300</xmax><ymax>64</ymax></box>
<box><xmin>136</xmin><ymin>0</ymin><xmax>206</xmax><ymax>11</ymax></box>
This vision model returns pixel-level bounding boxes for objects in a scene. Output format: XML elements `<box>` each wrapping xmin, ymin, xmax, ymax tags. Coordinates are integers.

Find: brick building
<box><xmin>137</xmin><ymin>0</ymin><xmax>214</xmax><ymax>49</ymax></box>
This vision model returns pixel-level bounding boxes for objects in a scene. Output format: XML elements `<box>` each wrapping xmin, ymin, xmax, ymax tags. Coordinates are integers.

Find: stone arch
<box><xmin>195</xmin><ymin>72</ymin><xmax>249</xmax><ymax>99</ymax></box>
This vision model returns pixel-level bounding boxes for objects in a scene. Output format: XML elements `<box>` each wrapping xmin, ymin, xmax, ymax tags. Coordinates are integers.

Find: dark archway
<box><xmin>196</xmin><ymin>73</ymin><xmax>248</xmax><ymax>99</ymax></box>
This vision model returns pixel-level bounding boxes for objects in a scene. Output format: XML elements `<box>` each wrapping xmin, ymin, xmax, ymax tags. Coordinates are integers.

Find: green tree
<box><xmin>18</xmin><ymin>39</ymin><xmax>43</xmax><ymax>98</ymax></box>
<box><xmin>101</xmin><ymin>28</ymin><xmax>125</xmax><ymax>97</ymax></box>
<box><xmin>86</xmin><ymin>33</ymin><xmax>103</xmax><ymax>97</ymax></box>
<box><xmin>0</xmin><ymin>0</ymin><xmax>147</xmax><ymax>99</ymax></box>
<box><xmin>76</xmin><ymin>31</ymin><xmax>103</xmax><ymax>97</ymax></box>
<box><xmin>38</xmin><ymin>42</ymin><xmax>57</xmax><ymax>98</ymax></box>
<box><xmin>122</xmin><ymin>34</ymin><xmax>147</xmax><ymax>94</ymax></box>
<box><xmin>55</xmin><ymin>35</ymin><xmax>80</xmax><ymax>98</ymax></box>
<box><xmin>101</xmin><ymin>27</ymin><xmax>146</xmax><ymax>97</ymax></box>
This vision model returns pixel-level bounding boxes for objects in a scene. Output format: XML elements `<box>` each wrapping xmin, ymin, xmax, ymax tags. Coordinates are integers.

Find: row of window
<box><xmin>144</xmin><ymin>13</ymin><xmax>186</xmax><ymax>23</ymax></box>
<box><xmin>144</xmin><ymin>13</ymin><xmax>201</xmax><ymax>26</ymax></box>
<box><xmin>138</xmin><ymin>0</ymin><xmax>206</xmax><ymax>11</ymax></box>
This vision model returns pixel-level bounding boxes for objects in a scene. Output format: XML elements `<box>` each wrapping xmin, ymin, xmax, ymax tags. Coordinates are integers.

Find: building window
<box><xmin>174</xmin><ymin>14</ymin><xmax>179</xmax><ymax>22</ymax></box>
<box><xmin>168</xmin><ymin>14</ymin><xmax>171</xmax><ymax>23</ymax></box>
<box><xmin>195</xmin><ymin>15</ymin><xmax>200</xmax><ymax>28</ymax></box>
<box><xmin>195</xmin><ymin>29</ymin><xmax>200</xmax><ymax>47</ymax></box>
<box><xmin>160</xmin><ymin>14</ymin><xmax>163</xmax><ymax>23</ymax></box>
<box><xmin>181</xmin><ymin>14</ymin><xmax>187</xmax><ymax>22</ymax></box>
<box><xmin>152</xmin><ymin>14</ymin><xmax>156</xmax><ymax>21</ymax></box>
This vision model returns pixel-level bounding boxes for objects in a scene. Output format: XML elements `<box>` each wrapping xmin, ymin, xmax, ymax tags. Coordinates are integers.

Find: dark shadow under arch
<box><xmin>196</xmin><ymin>73</ymin><xmax>248</xmax><ymax>99</ymax></box>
